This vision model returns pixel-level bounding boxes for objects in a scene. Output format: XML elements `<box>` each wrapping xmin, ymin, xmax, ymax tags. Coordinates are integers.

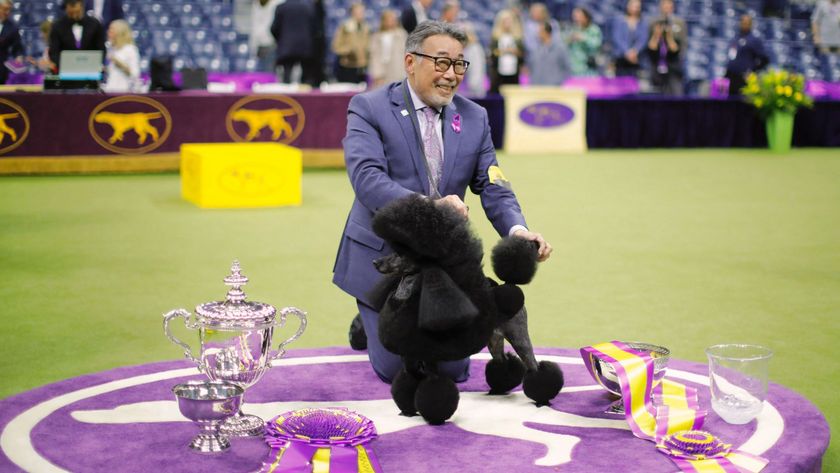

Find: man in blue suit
<box><xmin>333</xmin><ymin>21</ymin><xmax>552</xmax><ymax>384</ymax></box>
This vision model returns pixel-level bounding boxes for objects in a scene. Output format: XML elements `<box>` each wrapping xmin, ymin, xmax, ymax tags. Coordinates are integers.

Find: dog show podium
<box><xmin>180</xmin><ymin>142</ymin><xmax>302</xmax><ymax>208</ymax></box>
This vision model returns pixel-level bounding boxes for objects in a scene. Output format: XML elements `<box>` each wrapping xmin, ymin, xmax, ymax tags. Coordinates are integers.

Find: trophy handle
<box><xmin>271</xmin><ymin>306</ymin><xmax>307</xmax><ymax>361</ymax></box>
<box><xmin>163</xmin><ymin>309</ymin><xmax>203</xmax><ymax>369</ymax></box>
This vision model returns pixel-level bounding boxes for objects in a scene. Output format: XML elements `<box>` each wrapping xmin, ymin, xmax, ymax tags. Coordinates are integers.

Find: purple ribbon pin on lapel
<box><xmin>451</xmin><ymin>114</ymin><xmax>461</xmax><ymax>134</ymax></box>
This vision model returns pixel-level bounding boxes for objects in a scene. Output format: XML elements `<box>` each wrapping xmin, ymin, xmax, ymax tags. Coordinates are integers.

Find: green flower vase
<box><xmin>765</xmin><ymin>110</ymin><xmax>794</xmax><ymax>153</ymax></box>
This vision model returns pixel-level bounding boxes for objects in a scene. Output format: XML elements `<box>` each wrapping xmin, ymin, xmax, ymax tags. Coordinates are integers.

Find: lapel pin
<box><xmin>401</xmin><ymin>110</ymin><xmax>409</xmax><ymax>116</ymax></box>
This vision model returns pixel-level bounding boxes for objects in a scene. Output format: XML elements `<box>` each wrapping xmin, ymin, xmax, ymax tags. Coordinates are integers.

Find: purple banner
<box><xmin>0</xmin><ymin>92</ymin><xmax>352</xmax><ymax>157</ymax></box>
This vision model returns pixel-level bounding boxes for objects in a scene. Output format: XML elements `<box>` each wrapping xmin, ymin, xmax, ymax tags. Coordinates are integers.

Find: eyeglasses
<box><xmin>412</xmin><ymin>52</ymin><xmax>470</xmax><ymax>74</ymax></box>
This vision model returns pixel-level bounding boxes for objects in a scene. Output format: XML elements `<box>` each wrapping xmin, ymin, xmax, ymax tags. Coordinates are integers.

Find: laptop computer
<box><xmin>58</xmin><ymin>50</ymin><xmax>104</xmax><ymax>81</ymax></box>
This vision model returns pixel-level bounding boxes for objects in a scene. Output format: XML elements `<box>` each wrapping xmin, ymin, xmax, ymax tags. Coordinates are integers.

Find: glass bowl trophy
<box><xmin>592</xmin><ymin>342</ymin><xmax>670</xmax><ymax>414</ymax></box>
<box><xmin>164</xmin><ymin>260</ymin><xmax>307</xmax><ymax>437</ymax></box>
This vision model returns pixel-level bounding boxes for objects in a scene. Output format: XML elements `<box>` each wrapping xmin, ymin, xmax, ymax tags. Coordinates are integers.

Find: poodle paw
<box><xmin>485</xmin><ymin>352</ymin><xmax>526</xmax><ymax>394</ymax></box>
<box><xmin>523</xmin><ymin>360</ymin><xmax>564</xmax><ymax>406</ymax></box>
<box><xmin>391</xmin><ymin>367</ymin><xmax>421</xmax><ymax>416</ymax></box>
<box><xmin>415</xmin><ymin>374</ymin><xmax>459</xmax><ymax>425</ymax></box>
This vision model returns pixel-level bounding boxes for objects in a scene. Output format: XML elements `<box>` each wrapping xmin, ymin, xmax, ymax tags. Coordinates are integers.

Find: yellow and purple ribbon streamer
<box><xmin>581</xmin><ymin>341</ymin><xmax>768</xmax><ymax>473</ymax></box>
<box><xmin>260</xmin><ymin>407</ymin><xmax>383</xmax><ymax>473</ymax></box>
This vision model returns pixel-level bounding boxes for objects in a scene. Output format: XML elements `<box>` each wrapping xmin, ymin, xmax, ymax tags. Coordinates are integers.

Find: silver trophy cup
<box><xmin>164</xmin><ymin>260</ymin><xmax>307</xmax><ymax>437</ymax></box>
<box><xmin>173</xmin><ymin>380</ymin><xmax>244</xmax><ymax>453</ymax></box>
<box><xmin>592</xmin><ymin>342</ymin><xmax>670</xmax><ymax>415</ymax></box>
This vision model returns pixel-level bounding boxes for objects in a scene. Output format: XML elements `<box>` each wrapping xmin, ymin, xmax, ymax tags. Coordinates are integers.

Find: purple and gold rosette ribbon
<box><xmin>259</xmin><ymin>407</ymin><xmax>383</xmax><ymax>473</ymax></box>
<box><xmin>581</xmin><ymin>341</ymin><xmax>769</xmax><ymax>473</ymax></box>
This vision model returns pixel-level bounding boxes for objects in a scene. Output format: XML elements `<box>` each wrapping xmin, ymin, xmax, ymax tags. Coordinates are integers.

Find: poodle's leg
<box><xmin>414</xmin><ymin>361</ymin><xmax>459</xmax><ymax>425</ymax></box>
<box><xmin>484</xmin><ymin>329</ymin><xmax>526</xmax><ymax>394</ymax></box>
<box><xmin>391</xmin><ymin>357</ymin><xmax>423</xmax><ymax>416</ymax></box>
<box><xmin>500</xmin><ymin>307</ymin><xmax>564</xmax><ymax>406</ymax></box>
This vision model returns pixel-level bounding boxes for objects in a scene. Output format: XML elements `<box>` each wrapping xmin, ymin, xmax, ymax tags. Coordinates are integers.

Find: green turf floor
<box><xmin>1</xmin><ymin>149</ymin><xmax>838</xmax><ymax>468</ymax></box>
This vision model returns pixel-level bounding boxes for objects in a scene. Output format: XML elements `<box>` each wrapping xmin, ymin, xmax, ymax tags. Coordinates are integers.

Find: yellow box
<box><xmin>180</xmin><ymin>143</ymin><xmax>302</xmax><ymax>208</ymax></box>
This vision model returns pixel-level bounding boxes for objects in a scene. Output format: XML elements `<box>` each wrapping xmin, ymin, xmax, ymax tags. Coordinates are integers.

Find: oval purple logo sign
<box><xmin>518</xmin><ymin>102</ymin><xmax>575</xmax><ymax>128</ymax></box>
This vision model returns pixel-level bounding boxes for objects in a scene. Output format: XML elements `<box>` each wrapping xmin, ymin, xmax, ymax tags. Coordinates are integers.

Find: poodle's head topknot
<box><xmin>372</xmin><ymin>194</ymin><xmax>482</xmax><ymax>264</ymax></box>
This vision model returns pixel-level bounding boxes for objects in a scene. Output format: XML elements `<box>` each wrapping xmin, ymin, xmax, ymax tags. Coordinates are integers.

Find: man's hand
<box><xmin>513</xmin><ymin>229</ymin><xmax>552</xmax><ymax>262</ymax></box>
<box><xmin>433</xmin><ymin>194</ymin><xmax>469</xmax><ymax>219</ymax></box>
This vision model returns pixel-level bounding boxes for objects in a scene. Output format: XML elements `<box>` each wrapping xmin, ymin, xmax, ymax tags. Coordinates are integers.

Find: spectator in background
<box><xmin>0</xmin><ymin>0</ymin><xmax>23</xmax><ymax>84</ymax></box>
<box><xmin>84</xmin><ymin>0</ymin><xmax>123</xmax><ymax>30</ymax></box>
<box><xmin>811</xmin><ymin>0</ymin><xmax>840</xmax><ymax>54</ymax></box>
<box><xmin>271</xmin><ymin>0</ymin><xmax>317</xmax><ymax>85</ymax></box>
<box><xmin>611</xmin><ymin>0</ymin><xmax>648</xmax><ymax>77</ymax></box>
<box><xmin>401</xmin><ymin>0</ymin><xmax>433</xmax><ymax>34</ymax></box>
<box><xmin>310</xmin><ymin>0</ymin><xmax>328</xmax><ymax>85</ymax></box>
<box><xmin>331</xmin><ymin>2</ymin><xmax>370</xmax><ymax>84</ymax></box>
<box><xmin>530</xmin><ymin>21</ymin><xmax>570</xmax><ymax>85</ymax></box>
<box><xmin>646</xmin><ymin>0</ymin><xmax>686</xmax><ymax>95</ymax></box>
<box><xmin>102</xmin><ymin>19</ymin><xmax>139</xmax><ymax>92</ymax></box>
<box><xmin>250</xmin><ymin>0</ymin><xmax>282</xmax><ymax>73</ymax></box>
<box><xmin>369</xmin><ymin>9</ymin><xmax>407</xmax><ymax>88</ymax></box>
<box><xmin>523</xmin><ymin>3</ymin><xmax>561</xmax><ymax>72</ymax></box>
<box><xmin>49</xmin><ymin>0</ymin><xmax>106</xmax><ymax>73</ymax></box>
<box><xmin>567</xmin><ymin>7</ymin><xmax>602</xmax><ymax>76</ymax></box>
<box><xmin>725</xmin><ymin>14</ymin><xmax>768</xmax><ymax>96</ymax></box>
<box><xmin>440</xmin><ymin>1</ymin><xmax>459</xmax><ymax>24</ymax></box>
<box><xmin>27</xmin><ymin>20</ymin><xmax>54</xmax><ymax>72</ymax></box>
<box><xmin>462</xmin><ymin>23</ymin><xmax>486</xmax><ymax>96</ymax></box>
<box><xmin>489</xmin><ymin>9</ymin><xmax>524</xmax><ymax>93</ymax></box>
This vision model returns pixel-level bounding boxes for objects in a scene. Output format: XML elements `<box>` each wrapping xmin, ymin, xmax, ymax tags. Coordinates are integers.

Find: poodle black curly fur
<box><xmin>368</xmin><ymin>195</ymin><xmax>563</xmax><ymax>424</ymax></box>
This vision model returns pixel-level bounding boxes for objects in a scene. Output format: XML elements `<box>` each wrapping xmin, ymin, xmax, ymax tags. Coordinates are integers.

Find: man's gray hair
<box><xmin>405</xmin><ymin>20</ymin><xmax>467</xmax><ymax>53</ymax></box>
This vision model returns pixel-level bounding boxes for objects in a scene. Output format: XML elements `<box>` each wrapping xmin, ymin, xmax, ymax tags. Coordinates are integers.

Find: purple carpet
<box><xmin>0</xmin><ymin>347</ymin><xmax>828</xmax><ymax>473</ymax></box>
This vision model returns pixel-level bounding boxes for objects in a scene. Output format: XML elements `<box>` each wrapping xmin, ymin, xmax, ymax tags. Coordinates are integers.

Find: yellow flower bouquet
<box><xmin>741</xmin><ymin>69</ymin><xmax>813</xmax><ymax>117</ymax></box>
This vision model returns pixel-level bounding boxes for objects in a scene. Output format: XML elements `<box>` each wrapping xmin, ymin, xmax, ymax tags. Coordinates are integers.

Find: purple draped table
<box><xmin>0</xmin><ymin>347</ymin><xmax>828</xmax><ymax>472</ymax></box>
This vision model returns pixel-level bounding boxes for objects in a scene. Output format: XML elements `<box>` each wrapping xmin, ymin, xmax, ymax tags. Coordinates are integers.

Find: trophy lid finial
<box><xmin>224</xmin><ymin>259</ymin><xmax>249</xmax><ymax>303</ymax></box>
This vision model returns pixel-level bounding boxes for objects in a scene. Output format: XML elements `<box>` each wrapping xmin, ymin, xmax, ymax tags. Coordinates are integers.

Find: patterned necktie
<box><xmin>421</xmin><ymin>106</ymin><xmax>444</xmax><ymax>196</ymax></box>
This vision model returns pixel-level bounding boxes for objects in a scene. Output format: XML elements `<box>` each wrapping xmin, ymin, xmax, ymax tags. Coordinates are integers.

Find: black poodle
<box><xmin>368</xmin><ymin>195</ymin><xmax>563</xmax><ymax>425</ymax></box>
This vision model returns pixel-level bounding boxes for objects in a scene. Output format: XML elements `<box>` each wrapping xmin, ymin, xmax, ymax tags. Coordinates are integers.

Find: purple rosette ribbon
<box><xmin>259</xmin><ymin>407</ymin><xmax>383</xmax><ymax>473</ymax></box>
<box><xmin>656</xmin><ymin>430</ymin><xmax>731</xmax><ymax>460</ymax></box>
<box><xmin>451</xmin><ymin>114</ymin><xmax>461</xmax><ymax>134</ymax></box>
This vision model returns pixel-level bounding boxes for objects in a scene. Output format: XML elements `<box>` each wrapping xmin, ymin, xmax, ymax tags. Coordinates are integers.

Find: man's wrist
<box><xmin>509</xmin><ymin>224</ymin><xmax>528</xmax><ymax>236</ymax></box>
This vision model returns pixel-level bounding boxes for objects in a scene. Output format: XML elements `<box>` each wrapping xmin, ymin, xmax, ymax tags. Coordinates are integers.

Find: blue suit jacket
<box><xmin>332</xmin><ymin>81</ymin><xmax>527</xmax><ymax>306</ymax></box>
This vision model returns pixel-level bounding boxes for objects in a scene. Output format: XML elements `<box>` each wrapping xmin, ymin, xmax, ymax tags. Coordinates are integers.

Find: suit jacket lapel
<box><xmin>439</xmin><ymin>101</ymin><xmax>461</xmax><ymax>194</ymax></box>
<box><xmin>391</xmin><ymin>82</ymin><xmax>431</xmax><ymax>195</ymax></box>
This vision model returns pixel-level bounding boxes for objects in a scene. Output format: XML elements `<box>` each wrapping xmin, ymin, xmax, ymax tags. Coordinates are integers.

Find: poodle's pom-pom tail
<box><xmin>523</xmin><ymin>361</ymin><xmax>564</xmax><ymax>406</ymax></box>
<box><xmin>391</xmin><ymin>367</ymin><xmax>421</xmax><ymax>417</ymax></box>
<box><xmin>415</xmin><ymin>374</ymin><xmax>459</xmax><ymax>425</ymax></box>
<box><xmin>485</xmin><ymin>352</ymin><xmax>526</xmax><ymax>394</ymax></box>
<box><xmin>491</xmin><ymin>236</ymin><xmax>538</xmax><ymax>284</ymax></box>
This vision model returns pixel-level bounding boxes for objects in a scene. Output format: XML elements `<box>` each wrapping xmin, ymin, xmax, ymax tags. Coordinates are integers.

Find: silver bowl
<box><xmin>593</xmin><ymin>342</ymin><xmax>670</xmax><ymax>414</ymax></box>
<box><xmin>173</xmin><ymin>380</ymin><xmax>245</xmax><ymax>453</ymax></box>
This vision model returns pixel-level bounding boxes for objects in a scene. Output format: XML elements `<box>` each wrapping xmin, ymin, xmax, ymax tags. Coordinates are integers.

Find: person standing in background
<box><xmin>102</xmin><ymin>19</ymin><xmax>139</xmax><ymax>92</ymax></box>
<box><xmin>49</xmin><ymin>0</ymin><xmax>106</xmax><ymax>73</ymax></box>
<box><xmin>332</xmin><ymin>2</ymin><xmax>370</xmax><ymax>84</ymax></box>
<box><xmin>271</xmin><ymin>0</ymin><xmax>317</xmax><ymax>85</ymax></box>
<box><xmin>27</xmin><ymin>20</ymin><xmax>54</xmax><ymax>72</ymax></box>
<box><xmin>724</xmin><ymin>14</ymin><xmax>768</xmax><ymax>96</ymax></box>
<box><xmin>369</xmin><ymin>9</ymin><xmax>407</xmax><ymax>88</ymax></box>
<box><xmin>523</xmin><ymin>3</ymin><xmax>560</xmax><ymax>74</ymax></box>
<box><xmin>489</xmin><ymin>9</ymin><xmax>524</xmax><ymax>93</ymax></box>
<box><xmin>0</xmin><ymin>0</ymin><xmax>23</xmax><ymax>84</ymax></box>
<box><xmin>84</xmin><ymin>0</ymin><xmax>123</xmax><ymax>30</ymax></box>
<box><xmin>401</xmin><ymin>0</ymin><xmax>433</xmax><ymax>34</ymax></box>
<box><xmin>567</xmin><ymin>7</ymin><xmax>602</xmax><ymax>76</ymax></box>
<box><xmin>610</xmin><ymin>0</ymin><xmax>648</xmax><ymax>78</ymax></box>
<box><xmin>462</xmin><ymin>23</ymin><xmax>486</xmax><ymax>96</ymax></box>
<box><xmin>811</xmin><ymin>0</ymin><xmax>840</xmax><ymax>54</ymax></box>
<box><xmin>529</xmin><ymin>21</ymin><xmax>570</xmax><ymax>85</ymax></box>
<box><xmin>439</xmin><ymin>1</ymin><xmax>460</xmax><ymax>24</ymax></box>
<box><xmin>646</xmin><ymin>0</ymin><xmax>686</xmax><ymax>95</ymax></box>
<box><xmin>250</xmin><ymin>0</ymin><xmax>282</xmax><ymax>74</ymax></box>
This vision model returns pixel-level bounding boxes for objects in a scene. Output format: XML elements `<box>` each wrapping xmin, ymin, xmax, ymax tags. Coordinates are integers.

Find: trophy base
<box><xmin>605</xmin><ymin>399</ymin><xmax>625</xmax><ymax>415</ymax></box>
<box><xmin>219</xmin><ymin>413</ymin><xmax>265</xmax><ymax>437</ymax></box>
<box><xmin>189</xmin><ymin>433</ymin><xmax>231</xmax><ymax>453</ymax></box>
